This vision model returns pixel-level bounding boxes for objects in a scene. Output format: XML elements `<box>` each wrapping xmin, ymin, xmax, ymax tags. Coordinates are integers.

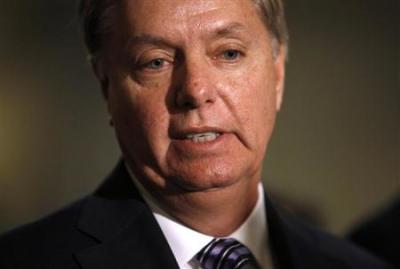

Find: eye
<box><xmin>222</xmin><ymin>49</ymin><xmax>241</xmax><ymax>61</ymax></box>
<box><xmin>145</xmin><ymin>58</ymin><xmax>166</xmax><ymax>70</ymax></box>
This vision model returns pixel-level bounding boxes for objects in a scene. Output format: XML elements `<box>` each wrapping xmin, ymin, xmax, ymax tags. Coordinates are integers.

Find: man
<box><xmin>0</xmin><ymin>0</ymin><xmax>392</xmax><ymax>268</ymax></box>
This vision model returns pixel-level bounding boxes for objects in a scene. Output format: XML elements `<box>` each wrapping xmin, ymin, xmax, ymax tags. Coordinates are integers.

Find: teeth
<box><xmin>185</xmin><ymin>132</ymin><xmax>220</xmax><ymax>143</ymax></box>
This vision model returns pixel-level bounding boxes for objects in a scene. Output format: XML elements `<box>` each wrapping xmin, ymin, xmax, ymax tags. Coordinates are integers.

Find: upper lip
<box><xmin>171</xmin><ymin>126</ymin><xmax>226</xmax><ymax>139</ymax></box>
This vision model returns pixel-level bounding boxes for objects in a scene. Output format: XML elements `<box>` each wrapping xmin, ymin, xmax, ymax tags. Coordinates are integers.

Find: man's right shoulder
<box><xmin>0</xmin><ymin>197</ymin><xmax>94</xmax><ymax>269</ymax></box>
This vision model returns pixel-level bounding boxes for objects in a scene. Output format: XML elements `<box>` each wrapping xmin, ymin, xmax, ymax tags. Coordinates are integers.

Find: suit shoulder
<box><xmin>348</xmin><ymin>198</ymin><xmax>400</xmax><ymax>267</ymax></box>
<box><xmin>0</xmin><ymin>197</ymin><xmax>94</xmax><ymax>268</ymax></box>
<box><xmin>281</xmin><ymin>212</ymin><xmax>393</xmax><ymax>269</ymax></box>
<box><xmin>0</xmin><ymin>197</ymin><xmax>85</xmax><ymax>240</ymax></box>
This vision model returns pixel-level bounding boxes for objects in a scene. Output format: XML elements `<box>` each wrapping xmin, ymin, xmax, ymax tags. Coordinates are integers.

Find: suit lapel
<box><xmin>74</xmin><ymin>161</ymin><xmax>179</xmax><ymax>269</ymax></box>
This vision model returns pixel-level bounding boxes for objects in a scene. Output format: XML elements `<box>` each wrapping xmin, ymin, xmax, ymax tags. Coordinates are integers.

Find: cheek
<box><xmin>227</xmin><ymin>64</ymin><xmax>277</xmax><ymax>147</ymax></box>
<box><xmin>252</xmin><ymin>73</ymin><xmax>278</xmax><ymax>134</ymax></box>
<box><xmin>230</xmin><ymin>66</ymin><xmax>276</xmax><ymax>117</ymax></box>
<box><xmin>108</xmin><ymin>81</ymin><xmax>171</xmax><ymax>156</ymax></box>
<box><xmin>127</xmin><ymin>94</ymin><xmax>170</xmax><ymax>149</ymax></box>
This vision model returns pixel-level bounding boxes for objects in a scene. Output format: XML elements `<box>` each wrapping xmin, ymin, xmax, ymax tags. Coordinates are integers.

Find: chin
<box><xmin>164</xmin><ymin>162</ymin><xmax>253</xmax><ymax>193</ymax></box>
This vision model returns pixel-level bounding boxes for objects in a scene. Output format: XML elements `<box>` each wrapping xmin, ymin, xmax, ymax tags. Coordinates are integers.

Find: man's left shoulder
<box><xmin>282</xmin><ymin>214</ymin><xmax>393</xmax><ymax>268</ymax></box>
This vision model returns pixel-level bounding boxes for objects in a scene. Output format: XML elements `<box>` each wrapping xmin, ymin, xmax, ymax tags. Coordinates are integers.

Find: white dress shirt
<box><xmin>127</xmin><ymin>165</ymin><xmax>274</xmax><ymax>269</ymax></box>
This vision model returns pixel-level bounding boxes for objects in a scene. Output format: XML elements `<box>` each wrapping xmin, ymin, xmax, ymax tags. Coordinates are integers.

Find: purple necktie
<box><xmin>196</xmin><ymin>238</ymin><xmax>261</xmax><ymax>269</ymax></box>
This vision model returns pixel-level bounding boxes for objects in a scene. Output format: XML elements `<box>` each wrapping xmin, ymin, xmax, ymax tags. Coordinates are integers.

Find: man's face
<box><xmin>99</xmin><ymin>0</ymin><xmax>285</xmax><ymax>195</ymax></box>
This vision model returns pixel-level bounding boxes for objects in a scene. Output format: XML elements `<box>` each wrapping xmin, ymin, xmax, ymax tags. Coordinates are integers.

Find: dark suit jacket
<box><xmin>0</xmin><ymin>162</ymin><xmax>392</xmax><ymax>269</ymax></box>
<box><xmin>348</xmin><ymin>197</ymin><xmax>400</xmax><ymax>268</ymax></box>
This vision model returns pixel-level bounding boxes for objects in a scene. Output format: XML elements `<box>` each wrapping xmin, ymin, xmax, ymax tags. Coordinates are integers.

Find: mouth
<box><xmin>184</xmin><ymin>132</ymin><xmax>221</xmax><ymax>143</ymax></box>
<box><xmin>171</xmin><ymin>126</ymin><xmax>226</xmax><ymax>144</ymax></box>
<box><xmin>170</xmin><ymin>126</ymin><xmax>231</xmax><ymax>154</ymax></box>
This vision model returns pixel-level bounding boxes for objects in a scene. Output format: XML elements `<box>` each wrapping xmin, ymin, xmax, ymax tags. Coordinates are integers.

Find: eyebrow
<box><xmin>212</xmin><ymin>22</ymin><xmax>247</xmax><ymax>39</ymax></box>
<box><xmin>127</xmin><ymin>34</ymin><xmax>174</xmax><ymax>49</ymax></box>
<box><xmin>126</xmin><ymin>22</ymin><xmax>248</xmax><ymax>50</ymax></box>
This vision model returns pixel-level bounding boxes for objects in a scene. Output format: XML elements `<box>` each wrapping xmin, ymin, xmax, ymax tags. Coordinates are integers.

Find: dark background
<box><xmin>1</xmin><ymin>0</ymin><xmax>399</xmax><ymax>235</ymax></box>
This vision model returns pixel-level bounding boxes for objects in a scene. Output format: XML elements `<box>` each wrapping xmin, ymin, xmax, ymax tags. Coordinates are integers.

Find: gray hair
<box><xmin>79</xmin><ymin>0</ymin><xmax>288</xmax><ymax>59</ymax></box>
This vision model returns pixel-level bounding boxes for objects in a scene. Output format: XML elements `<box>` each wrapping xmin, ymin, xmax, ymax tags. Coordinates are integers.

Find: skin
<box><xmin>95</xmin><ymin>0</ymin><xmax>286</xmax><ymax>236</ymax></box>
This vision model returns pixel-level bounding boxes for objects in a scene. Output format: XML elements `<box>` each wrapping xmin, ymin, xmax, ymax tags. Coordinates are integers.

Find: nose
<box><xmin>175</xmin><ymin>59</ymin><xmax>216</xmax><ymax>110</ymax></box>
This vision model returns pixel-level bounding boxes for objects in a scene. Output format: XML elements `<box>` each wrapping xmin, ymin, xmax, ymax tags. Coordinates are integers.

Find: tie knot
<box><xmin>196</xmin><ymin>238</ymin><xmax>260</xmax><ymax>269</ymax></box>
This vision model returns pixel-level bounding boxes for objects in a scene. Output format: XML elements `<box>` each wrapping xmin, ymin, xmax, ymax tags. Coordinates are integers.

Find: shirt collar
<box><xmin>126</xmin><ymin>163</ymin><xmax>269</xmax><ymax>268</ymax></box>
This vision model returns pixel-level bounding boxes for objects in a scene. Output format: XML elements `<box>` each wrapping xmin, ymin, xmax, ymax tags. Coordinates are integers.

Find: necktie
<box><xmin>196</xmin><ymin>238</ymin><xmax>261</xmax><ymax>269</ymax></box>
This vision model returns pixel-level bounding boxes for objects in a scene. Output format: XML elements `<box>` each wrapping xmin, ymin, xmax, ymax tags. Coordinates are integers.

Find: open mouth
<box><xmin>184</xmin><ymin>132</ymin><xmax>221</xmax><ymax>143</ymax></box>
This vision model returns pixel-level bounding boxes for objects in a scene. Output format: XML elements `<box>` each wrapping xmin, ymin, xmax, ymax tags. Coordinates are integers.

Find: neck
<box><xmin>143</xmin><ymin>176</ymin><xmax>260</xmax><ymax>237</ymax></box>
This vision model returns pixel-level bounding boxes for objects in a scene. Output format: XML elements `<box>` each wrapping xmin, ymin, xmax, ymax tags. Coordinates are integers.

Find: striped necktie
<box><xmin>196</xmin><ymin>238</ymin><xmax>261</xmax><ymax>269</ymax></box>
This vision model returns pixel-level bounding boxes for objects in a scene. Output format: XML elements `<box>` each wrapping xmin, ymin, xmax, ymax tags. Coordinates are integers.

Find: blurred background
<box><xmin>0</xmin><ymin>0</ymin><xmax>398</xmax><ymax>235</ymax></box>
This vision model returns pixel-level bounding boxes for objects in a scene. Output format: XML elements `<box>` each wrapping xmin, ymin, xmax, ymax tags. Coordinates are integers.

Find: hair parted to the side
<box><xmin>79</xmin><ymin>0</ymin><xmax>288</xmax><ymax>60</ymax></box>
<box><xmin>79</xmin><ymin>0</ymin><xmax>118</xmax><ymax>60</ymax></box>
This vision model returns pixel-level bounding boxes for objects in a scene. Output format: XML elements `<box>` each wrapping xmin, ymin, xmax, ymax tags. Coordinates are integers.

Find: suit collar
<box><xmin>74</xmin><ymin>161</ymin><xmax>179</xmax><ymax>269</ymax></box>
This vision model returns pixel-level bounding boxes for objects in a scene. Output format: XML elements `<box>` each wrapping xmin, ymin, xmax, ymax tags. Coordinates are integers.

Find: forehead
<box><xmin>116</xmin><ymin>0</ymin><xmax>267</xmax><ymax>41</ymax></box>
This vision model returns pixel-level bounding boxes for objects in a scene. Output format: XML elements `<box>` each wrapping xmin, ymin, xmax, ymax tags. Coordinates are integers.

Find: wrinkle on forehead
<box><xmin>159</xmin><ymin>1</ymin><xmax>229</xmax><ymax>41</ymax></box>
<box><xmin>122</xmin><ymin>0</ymin><xmax>261</xmax><ymax>47</ymax></box>
<box><xmin>173</xmin><ymin>0</ymin><xmax>221</xmax><ymax>18</ymax></box>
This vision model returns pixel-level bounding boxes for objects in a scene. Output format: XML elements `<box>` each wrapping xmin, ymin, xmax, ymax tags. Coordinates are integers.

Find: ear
<box><xmin>92</xmin><ymin>58</ymin><xmax>114</xmax><ymax>126</ymax></box>
<box><xmin>274</xmin><ymin>46</ymin><xmax>286</xmax><ymax>111</ymax></box>
<box><xmin>91</xmin><ymin>58</ymin><xmax>110</xmax><ymax>99</ymax></box>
